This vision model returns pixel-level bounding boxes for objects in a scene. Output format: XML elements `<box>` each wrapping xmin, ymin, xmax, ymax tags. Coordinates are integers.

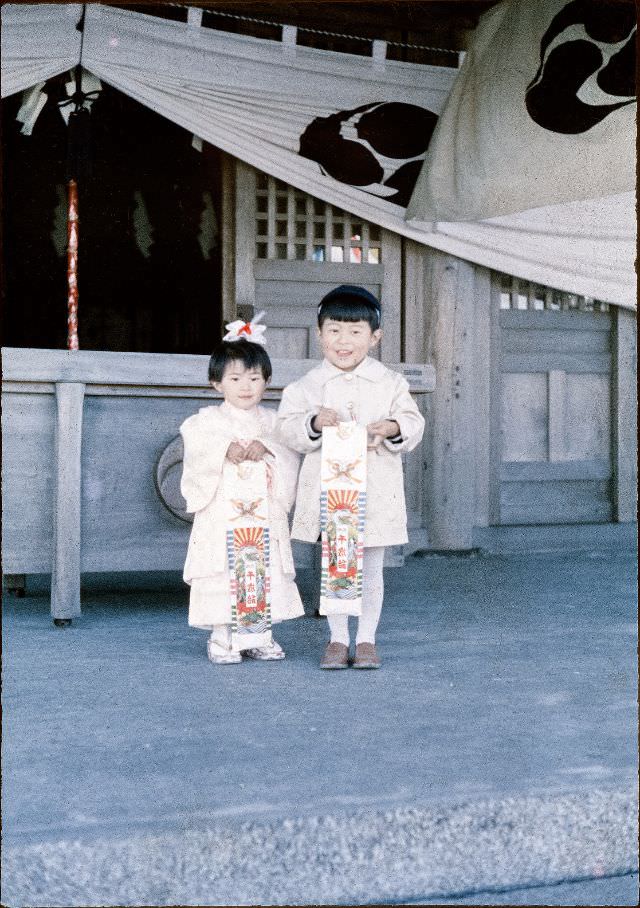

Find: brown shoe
<box><xmin>352</xmin><ymin>642</ymin><xmax>381</xmax><ymax>669</ymax></box>
<box><xmin>320</xmin><ymin>641</ymin><xmax>349</xmax><ymax>670</ymax></box>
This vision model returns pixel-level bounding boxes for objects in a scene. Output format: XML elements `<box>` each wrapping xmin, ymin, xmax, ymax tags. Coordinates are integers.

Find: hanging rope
<box><xmin>164</xmin><ymin>3</ymin><xmax>460</xmax><ymax>56</ymax></box>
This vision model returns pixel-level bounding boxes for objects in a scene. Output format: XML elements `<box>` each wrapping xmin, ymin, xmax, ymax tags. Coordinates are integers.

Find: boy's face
<box><xmin>212</xmin><ymin>360</ymin><xmax>267</xmax><ymax>409</ymax></box>
<box><xmin>318</xmin><ymin>318</ymin><xmax>381</xmax><ymax>372</ymax></box>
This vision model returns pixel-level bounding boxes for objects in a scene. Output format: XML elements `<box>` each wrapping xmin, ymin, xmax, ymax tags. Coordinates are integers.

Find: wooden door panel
<box><xmin>254</xmin><ymin>260</ymin><xmax>384</xmax><ymax>287</ymax></box>
<box><xmin>238</xmin><ymin>164</ymin><xmax>401</xmax><ymax>363</ymax></box>
<box><xmin>563</xmin><ymin>373</ymin><xmax>611</xmax><ymax>461</ymax></box>
<box><xmin>253</xmin><ymin>261</ymin><xmax>386</xmax><ymax>360</ymax></box>
<box><xmin>502</xmin><ymin>353</ymin><xmax>611</xmax><ymax>373</ymax></box>
<box><xmin>267</xmin><ymin>327</ymin><xmax>310</xmax><ymax>359</ymax></box>
<box><xmin>501</xmin><ymin>373</ymin><xmax>548</xmax><ymax>462</ymax></box>
<box><xmin>500</xmin><ymin>479</ymin><xmax>613</xmax><ymax>524</ymax></box>
<box><xmin>500</xmin><ymin>460</ymin><xmax>610</xmax><ymax>481</ymax></box>
<box><xmin>502</xmin><ymin>327</ymin><xmax>611</xmax><ymax>355</ymax></box>
<box><xmin>493</xmin><ymin>278</ymin><xmax>614</xmax><ymax>525</ymax></box>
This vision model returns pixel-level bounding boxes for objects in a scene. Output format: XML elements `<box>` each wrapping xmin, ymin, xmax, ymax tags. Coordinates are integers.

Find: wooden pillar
<box><xmin>220</xmin><ymin>152</ymin><xmax>237</xmax><ymax>327</ymax></box>
<box><xmin>612</xmin><ymin>307</ymin><xmax>637</xmax><ymax>522</ymax></box>
<box><xmin>423</xmin><ymin>251</ymin><xmax>476</xmax><ymax>549</ymax></box>
<box><xmin>380</xmin><ymin>230</ymin><xmax>402</xmax><ymax>362</ymax></box>
<box><xmin>402</xmin><ymin>239</ymin><xmax>427</xmax><ymax>363</ymax></box>
<box><xmin>471</xmin><ymin>265</ymin><xmax>493</xmax><ymax>528</ymax></box>
<box><xmin>234</xmin><ymin>160</ymin><xmax>257</xmax><ymax>317</ymax></box>
<box><xmin>51</xmin><ymin>381</ymin><xmax>85</xmax><ymax>623</ymax></box>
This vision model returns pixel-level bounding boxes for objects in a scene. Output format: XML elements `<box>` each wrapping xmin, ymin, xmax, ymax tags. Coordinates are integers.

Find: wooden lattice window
<box><xmin>255</xmin><ymin>173</ymin><xmax>382</xmax><ymax>264</ymax></box>
<box><xmin>497</xmin><ymin>273</ymin><xmax>609</xmax><ymax>312</ymax></box>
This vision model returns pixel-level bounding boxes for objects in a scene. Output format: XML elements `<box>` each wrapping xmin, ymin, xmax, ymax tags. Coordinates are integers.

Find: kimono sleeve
<box><xmin>180</xmin><ymin>412</ymin><xmax>230</xmax><ymax>513</ymax></box>
<box><xmin>383</xmin><ymin>374</ymin><xmax>425</xmax><ymax>454</ymax></box>
<box><xmin>277</xmin><ymin>380</ymin><xmax>323</xmax><ymax>455</ymax></box>
<box><xmin>268</xmin><ymin>432</ymin><xmax>302</xmax><ymax>514</ymax></box>
<box><xmin>256</xmin><ymin>410</ymin><xmax>300</xmax><ymax>513</ymax></box>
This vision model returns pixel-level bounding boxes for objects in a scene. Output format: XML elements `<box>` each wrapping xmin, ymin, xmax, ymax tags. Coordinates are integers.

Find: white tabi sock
<box><xmin>327</xmin><ymin>614</ymin><xmax>350</xmax><ymax>646</ymax></box>
<box><xmin>355</xmin><ymin>546</ymin><xmax>385</xmax><ymax>645</ymax></box>
<box><xmin>209</xmin><ymin>624</ymin><xmax>232</xmax><ymax>649</ymax></box>
<box><xmin>327</xmin><ymin>547</ymin><xmax>386</xmax><ymax>646</ymax></box>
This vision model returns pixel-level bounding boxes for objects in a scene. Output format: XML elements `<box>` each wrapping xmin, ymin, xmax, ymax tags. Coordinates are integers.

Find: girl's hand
<box><xmin>243</xmin><ymin>440</ymin><xmax>270</xmax><ymax>462</ymax></box>
<box><xmin>311</xmin><ymin>407</ymin><xmax>340</xmax><ymax>432</ymax></box>
<box><xmin>226</xmin><ymin>441</ymin><xmax>247</xmax><ymax>464</ymax></box>
<box><xmin>367</xmin><ymin>419</ymin><xmax>400</xmax><ymax>447</ymax></box>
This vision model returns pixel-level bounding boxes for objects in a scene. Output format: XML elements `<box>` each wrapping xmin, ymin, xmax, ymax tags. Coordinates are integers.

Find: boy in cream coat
<box><xmin>278</xmin><ymin>285</ymin><xmax>424</xmax><ymax>670</ymax></box>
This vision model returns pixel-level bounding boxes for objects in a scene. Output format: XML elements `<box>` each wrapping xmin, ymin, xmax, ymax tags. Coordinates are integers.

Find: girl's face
<box><xmin>212</xmin><ymin>360</ymin><xmax>267</xmax><ymax>409</ymax></box>
<box><xmin>318</xmin><ymin>318</ymin><xmax>381</xmax><ymax>372</ymax></box>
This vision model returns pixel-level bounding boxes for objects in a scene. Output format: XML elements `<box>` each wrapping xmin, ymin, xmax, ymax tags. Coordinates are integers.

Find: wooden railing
<box><xmin>2</xmin><ymin>347</ymin><xmax>434</xmax><ymax>621</ymax></box>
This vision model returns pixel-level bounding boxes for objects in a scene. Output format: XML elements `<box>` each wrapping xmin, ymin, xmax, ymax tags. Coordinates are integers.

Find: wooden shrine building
<box><xmin>2</xmin><ymin>2</ymin><xmax>636</xmax><ymax>620</ymax></box>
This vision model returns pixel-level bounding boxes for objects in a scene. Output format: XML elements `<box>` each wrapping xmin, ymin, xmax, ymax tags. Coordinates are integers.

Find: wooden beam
<box><xmin>183</xmin><ymin>1</ymin><xmax>493</xmax><ymax>37</ymax></box>
<box><xmin>2</xmin><ymin>347</ymin><xmax>434</xmax><ymax>393</ymax></box>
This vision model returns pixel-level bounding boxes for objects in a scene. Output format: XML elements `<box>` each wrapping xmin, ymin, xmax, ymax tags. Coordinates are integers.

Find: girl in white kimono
<box><xmin>180</xmin><ymin>323</ymin><xmax>304</xmax><ymax>665</ymax></box>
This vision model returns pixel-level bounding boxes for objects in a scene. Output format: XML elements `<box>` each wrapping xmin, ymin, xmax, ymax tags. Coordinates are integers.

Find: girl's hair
<box><xmin>208</xmin><ymin>339</ymin><xmax>272</xmax><ymax>383</ymax></box>
<box><xmin>317</xmin><ymin>285</ymin><xmax>381</xmax><ymax>330</ymax></box>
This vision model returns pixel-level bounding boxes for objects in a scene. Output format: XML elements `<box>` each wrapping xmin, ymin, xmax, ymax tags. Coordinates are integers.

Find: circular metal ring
<box><xmin>154</xmin><ymin>435</ymin><xmax>193</xmax><ymax>523</ymax></box>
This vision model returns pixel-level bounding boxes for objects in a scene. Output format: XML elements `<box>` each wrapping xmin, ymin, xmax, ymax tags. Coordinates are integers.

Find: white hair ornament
<box><xmin>222</xmin><ymin>310</ymin><xmax>267</xmax><ymax>346</ymax></box>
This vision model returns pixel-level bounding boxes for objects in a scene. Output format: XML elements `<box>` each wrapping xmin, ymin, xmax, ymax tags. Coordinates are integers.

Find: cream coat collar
<box><xmin>317</xmin><ymin>356</ymin><xmax>387</xmax><ymax>385</ymax></box>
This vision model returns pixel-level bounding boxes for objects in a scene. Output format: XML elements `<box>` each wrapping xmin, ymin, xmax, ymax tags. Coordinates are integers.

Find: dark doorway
<box><xmin>2</xmin><ymin>79</ymin><xmax>222</xmax><ymax>353</ymax></box>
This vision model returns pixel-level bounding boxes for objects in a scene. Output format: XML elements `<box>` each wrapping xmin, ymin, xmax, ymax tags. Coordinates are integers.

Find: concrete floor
<box><xmin>2</xmin><ymin>551</ymin><xmax>637</xmax><ymax>905</ymax></box>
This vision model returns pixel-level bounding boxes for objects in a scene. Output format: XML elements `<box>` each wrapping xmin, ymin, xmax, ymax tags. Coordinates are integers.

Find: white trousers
<box><xmin>327</xmin><ymin>546</ymin><xmax>385</xmax><ymax>645</ymax></box>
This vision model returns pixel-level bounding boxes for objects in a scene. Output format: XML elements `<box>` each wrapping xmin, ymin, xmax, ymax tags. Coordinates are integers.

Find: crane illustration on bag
<box><xmin>322</xmin><ymin>458</ymin><xmax>363</xmax><ymax>484</ymax></box>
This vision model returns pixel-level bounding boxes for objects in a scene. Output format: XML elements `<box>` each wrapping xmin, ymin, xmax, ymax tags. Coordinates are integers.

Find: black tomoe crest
<box><xmin>299</xmin><ymin>102</ymin><xmax>438</xmax><ymax>208</ymax></box>
<box><xmin>526</xmin><ymin>0</ymin><xmax>636</xmax><ymax>134</ymax></box>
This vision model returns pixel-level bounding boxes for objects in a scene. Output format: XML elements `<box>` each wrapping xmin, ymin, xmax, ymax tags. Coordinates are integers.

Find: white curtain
<box><xmin>1</xmin><ymin>3</ymin><xmax>82</xmax><ymax>98</ymax></box>
<box><xmin>79</xmin><ymin>5</ymin><xmax>456</xmax><ymax>225</ymax></box>
<box><xmin>407</xmin><ymin>0</ymin><xmax>636</xmax><ymax>222</ymax></box>
<box><xmin>1</xmin><ymin>3</ymin><xmax>636</xmax><ymax>308</ymax></box>
<box><xmin>424</xmin><ymin>192</ymin><xmax>635</xmax><ymax>307</ymax></box>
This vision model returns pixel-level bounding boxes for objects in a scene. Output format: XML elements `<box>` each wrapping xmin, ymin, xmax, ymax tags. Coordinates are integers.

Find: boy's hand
<box><xmin>311</xmin><ymin>408</ymin><xmax>340</xmax><ymax>433</ymax></box>
<box><xmin>226</xmin><ymin>441</ymin><xmax>247</xmax><ymax>464</ymax></box>
<box><xmin>367</xmin><ymin>419</ymin><xmax>401</xmax><ymax>447</ymax></box>
<box><xmin>242</xmin><ymin>440</ymin><xmax>270</xmax><ymax>462</ymax></box>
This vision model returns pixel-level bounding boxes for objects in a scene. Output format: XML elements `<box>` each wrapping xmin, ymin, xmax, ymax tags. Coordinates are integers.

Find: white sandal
<box><xmin>243</xmin><ymin>639</ymin><xmax>285</xmax><ymax>661</ymax></box>
<box><xmin>207</xmin><ymin>637</ymin><xmax>242</xmax><ymax>664</ymax></box>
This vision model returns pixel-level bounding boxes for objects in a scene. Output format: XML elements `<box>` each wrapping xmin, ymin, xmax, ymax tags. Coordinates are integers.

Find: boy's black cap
<box><xmin>318</xmin><ymin>284</ymin><xmax>381</xmax><ymax>315</ymax></box>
